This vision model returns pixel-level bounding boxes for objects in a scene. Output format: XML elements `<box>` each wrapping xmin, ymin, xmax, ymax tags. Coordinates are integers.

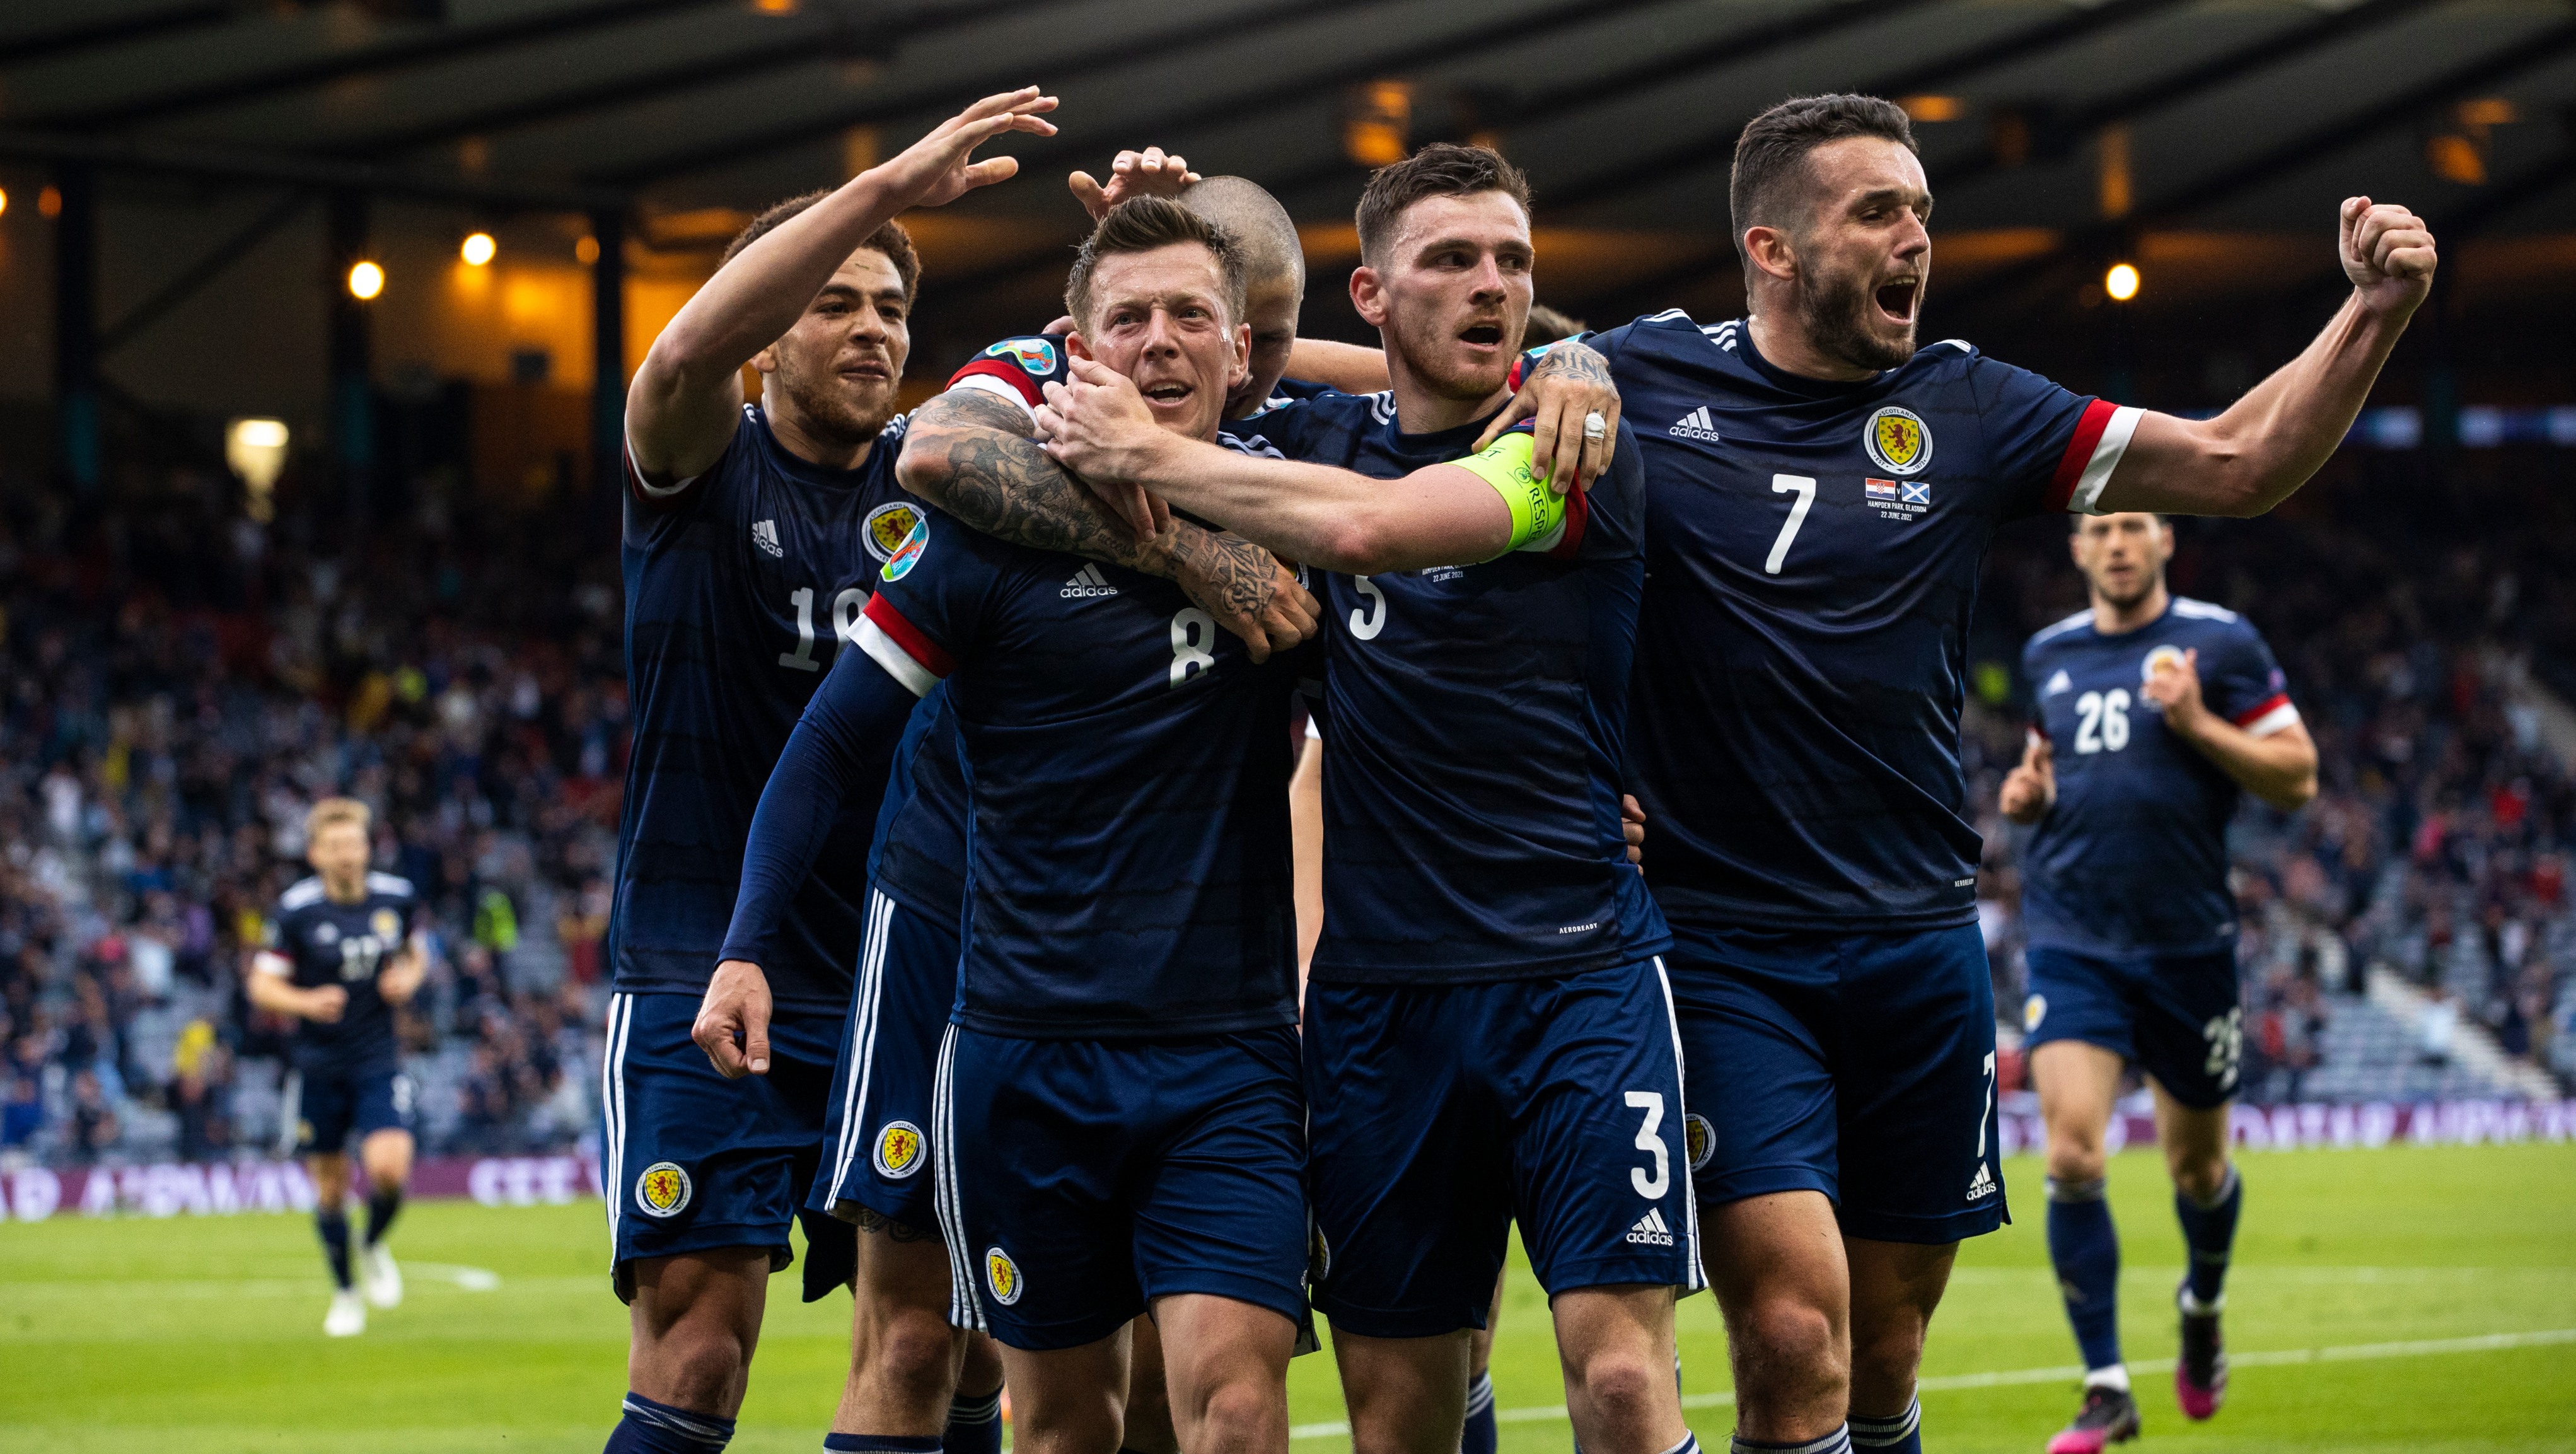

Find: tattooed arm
<box><xmin>898</xmin><ymin>388</ymin><xmax>1318</xmax><ymax>660</ymax></box>
<box><xmin>1469</xmin><ymin>339</ymin><xmax>1622</xmax><ymax>492</ymax></box>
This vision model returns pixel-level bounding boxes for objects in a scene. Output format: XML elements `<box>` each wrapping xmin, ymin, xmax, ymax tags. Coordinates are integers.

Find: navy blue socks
<box><xmin>315</xmin><ymin>1209</ymin><xmax>353</xmax><ymax>1291</ymax></box>
<box><xmin>823</xmin><ymin>1434</ymin><xmax>939</xmax><ymax>1453</ymax></box>
<box><xmin>364</xmin><ymin>1186</ymin><xmax>403</xmax><ymax>1248</ymax></box>
<box><xmin>1461</xmin><ymin>1368</ymin><xmax>1497</xmax><ymax>1454</ymax></box>
<box><xmin>943</xmin><ymin>1389</ymin><xmax>1003</xmax><ymax>1454</ymax></box>
<box><xmin>608</xmin><ymin>1392</ymin><xmax>735</xmax><ymax>1452</ymax></box>
<box><xmin>2046</xmin><ymin>1175</ymin><xmax>2123</xmax><ymax>1375</ymax></box>
<box><xmin>1848</xmin><ymin>1397</ymin><xmax>1922</xmax><ymax>1452</ymax></box>
<box><xmin>2175</xmin><ymin>1163</ymin><xmax>2242</xmax><ymax>1307</ymax></box>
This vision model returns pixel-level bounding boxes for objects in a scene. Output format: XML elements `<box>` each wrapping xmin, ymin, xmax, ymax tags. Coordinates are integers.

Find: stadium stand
<box><xmin>0</xmin><ymin>458</ymin><xmax>620</xmax><ymax>1166</ymax></box>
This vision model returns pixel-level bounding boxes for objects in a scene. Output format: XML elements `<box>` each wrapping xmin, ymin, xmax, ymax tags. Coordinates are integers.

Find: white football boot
<box><xmin>324</xmin><ymin>1288</ymin><xmax>367</xmax><ymax>1337</ymax></box>
<box><xmin>360</xmin><ymin>1243</ymin><xmax>404</xmax><ymax>1309</ymax></box>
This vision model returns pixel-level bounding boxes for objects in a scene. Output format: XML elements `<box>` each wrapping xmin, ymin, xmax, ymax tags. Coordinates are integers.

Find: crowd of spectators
<box><xmin>0</xmin><ymin>455</ymin><xmax>628</xmax><ymax>1168</ymax></box>
<box><xmin>1968</xmin><ymin>454</ymin><xmax>2576</xmax><ymax>1098</ymax></box>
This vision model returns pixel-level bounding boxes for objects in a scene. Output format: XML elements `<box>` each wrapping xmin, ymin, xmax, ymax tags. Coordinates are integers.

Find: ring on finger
<box><xmin>1582</xmin><ymin>410</ymin><xmax>1606</xmax><ymax>441</ymax></box>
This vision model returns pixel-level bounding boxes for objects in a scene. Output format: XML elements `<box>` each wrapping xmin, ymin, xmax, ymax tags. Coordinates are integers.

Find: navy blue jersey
<box><xmin>854</xmin><ymin>489</ymin><xmax>1309</xmax><ymax>1040</ymax></box>
<box><xmin>610</xmin><ymin>405</ymin><xmax>922</xmax><ymax>1011</ymax></box>
<box><xmin>260</xmin><ymin>873</ymin><xmax>417</xmax><ymax>1076</ymax></box>
<box><xmin>1587</xmin><ymin>311</ymin><xmax>2140</xmax><ymax>930</ymax></box>
<box><xmin>2019</xmin><ymin>598</ymin><xmax>2299</xmax><ymax>954</ymax></box>
<box><xmin>1233</xmin><ymin>392</ymin><xmax>1668</xmax><ymax>982</ymax></box>
<box><xmin>865</xmin><ymin>685</ymin><xmax>969</xmax><ymax>927</ymax></box>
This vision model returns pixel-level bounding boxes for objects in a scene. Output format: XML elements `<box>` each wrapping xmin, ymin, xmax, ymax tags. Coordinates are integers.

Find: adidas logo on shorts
<box><xmin>1624</xmin><ymin>1206</ymin><xmax>1676</xmax><ymax>1247</ymax></box>
<box><xmin>1061</xmin><ymin>563</ymin><xmax>1118</xmax><ymax>599</ymax></box>
<box><xmin>1966</xmin><ymin>1163</ymin><xmax>1997</xmax><ymax>1202</ymax></box>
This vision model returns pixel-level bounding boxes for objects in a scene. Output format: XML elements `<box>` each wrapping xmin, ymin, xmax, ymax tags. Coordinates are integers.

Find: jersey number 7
<box><xmin>1767</xmin><ymin>475</ymin><xmax>1817</xmax><ymax>574</ymax></box>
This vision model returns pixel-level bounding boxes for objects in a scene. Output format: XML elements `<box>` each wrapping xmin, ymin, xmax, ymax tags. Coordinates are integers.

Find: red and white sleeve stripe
<box><xmin>2044</xmin><ymin>399</ymin><xmax>2145</xmax><ymax>515</ymax></box>
<box><xmin>856</xmin><ymin>593</ymin><xmax>954</xmax><ymax>699</ymax></box>
<box><xmin>946</xmin><ymin>358</ymin><xmax>1047</xmax><ymax>419</ymax></box>
<box><xmin>2234</xmin><ymin>692</ymin><xmax>2301</xmax><ymax>738</ymax></box>
<box><xmin>624</xmin><ymin>432</ymin><xmax>709</xmax><ymax>509</ymax></box>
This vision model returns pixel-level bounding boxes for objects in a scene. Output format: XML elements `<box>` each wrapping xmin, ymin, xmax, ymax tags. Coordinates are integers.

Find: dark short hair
<box><xmin>720</xmin><ymin>189</ymin><xmax>921</xmax><ymax>303</ymax></box>
<box><xmin>1523</xmin><ymin>303</ymin><xmax>1586</xmax><ymax>347</ymax></box>
<box><xmin>1729</xmin><ymin>95</ymin><xmax>1917</xmax><ymax>269</ymax></box>
<box><xmin>1354</xmin><ymin>142</ymin><xmax>1531</xmax><ymax>265</ymax></box>
<box><xmin>1064</xmin><ymin>196</ymin><xmax>1248</xmax><ymax>330</ymax></box>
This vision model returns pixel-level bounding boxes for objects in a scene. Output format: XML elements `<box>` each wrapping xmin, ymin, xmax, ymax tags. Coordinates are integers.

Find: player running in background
<box><xmin>1999</xmin><ymin>511</ymin><xmax>2316</xmax><ymax>1452</ymax></box>
<box><xmin>1040</xmin><ymin>146</ymin><xmax>1695</xmax><ymax>1454</ymax></box>
<box><xmin>601</xmin><ymin>90</ymin><xmax>1068</xmax><ymax>1454</ymax></box>
<box><xmin>727</xmin><ymin>197</ymin><xmax>1314</xmax><ymax>1454</ymax></box>
<box><xmin>247</xmin><ymin>798</ymin><xmax>427</xmax><ymax>1337</ymax></box>
<box><xmin>1559</xmin><ymin>94</ymin><xmax>2432</xmax><ymax>1454</ymax></box>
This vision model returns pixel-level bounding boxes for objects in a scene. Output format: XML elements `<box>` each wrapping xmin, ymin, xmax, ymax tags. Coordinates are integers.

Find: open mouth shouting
<box><xmin>1137</xmin><ymin>376</ymin><xmax>1196</xmax><ymax>410</ymax></box>
<box><xmin>1874</xmin><ymin>276</ymin><xmax>1921</xmax><ymax>327</ymax></box>
<box><xmin>1457</xmin><ymin>320</ymin><xmax>1507</xmax><ymax>351</ymax></box>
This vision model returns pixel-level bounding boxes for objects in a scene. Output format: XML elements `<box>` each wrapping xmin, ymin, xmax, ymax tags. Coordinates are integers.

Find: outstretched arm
<box><xmin>703</xmin><ymin>647</ymin><xmax>919</xmax><ymax>1078</ymax></box>
<box><xmin>2094</xmin><ymin>197</ymin><xmax>2435</xmax><ymax>518</ymax></box>
<box><xmin>627</xmin><ymin>88</ymin><xmax>1057</xmax><ymax>486</ymax></box>
<box><xmin>898</xmin><ymin>388</ymin><xmax>1317</xmax><ymax>658</ymax></box>
<box><xmin>1040</xmin><ymin>358</ymin><xmax>1564</xmax><ymax>574</ymax></box>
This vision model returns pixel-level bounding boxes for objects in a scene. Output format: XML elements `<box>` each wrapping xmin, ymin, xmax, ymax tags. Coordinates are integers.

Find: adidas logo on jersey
<box><xmin>751</xmin><ymin>520</ymin><xmax>783</xmax><ymax>558</ymax></box>
<box><xmin>2042</xmin><ymin>668</ymin><xmax>2072</xmax><ymax>697</ymax></box>
<box><xmin>1966</xmin><ymin>1163</ymin><xmax>1997</xmax><ymax>1202</ymax></box>
<box><xmin>1060</xmin><ymin>563</ymin><xmax>1118</xmax><ymax>599</ymax></box>
<box><xmin>1668</xmin><ymin>406</ymin><xmax>1722</xmax><ymax>443</ymax></box>
<box><xmin>1624</xmin><ymin>1207</ymin><xmax>1676</xmax><ymax>1247</ymax></box>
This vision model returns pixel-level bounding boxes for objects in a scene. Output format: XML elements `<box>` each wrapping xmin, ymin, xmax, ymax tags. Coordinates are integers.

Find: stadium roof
<box><xmin>4</xmin><ymin>0</ymin><xmax>2572</xmax><ymax>327</ymax></box>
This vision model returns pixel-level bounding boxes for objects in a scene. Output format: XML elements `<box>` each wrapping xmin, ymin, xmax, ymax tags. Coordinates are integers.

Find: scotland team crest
<box><xmin>2142</xmin><ymin>644</ymin><xmax>2188</xmax><ymax>683</ymax></box>
<box><xmin>864</xmin><ymin>501</ymin><xmax>922</xmax><ymax>564</ymax></box>
<box><xmin>983</xmin><ymin>337</ymin><xmax>1058</xmax><ymax>375</ymax></box>
<box><xmin>1684</xmin><ymin>1112</ymin><xmax>1714</xmax><ymax>1172</ymax></box>
<box><xmin>2024</xmin><ymin>994</ymin><xmax>2048</xmax><ymax>1033</ymax></box>
<box><xmin>873</xmin><ymin>1120</ymin><xmax>925</xmax><ymax>1180</ymax></box>
<box><xmin>1862</xmin><ymin>405</ymin><xmax>1933</xmax><ymax>475</ymax></box>
<box><xmin>635</xmin><ymin>1161</ymin><xmax>692</xmax><ymax>1218</ymax></box>
<box><xmin>985</xmin><ymin>1246</ymin><xmax>1023</xmax><ymax>1305</ymax></box>
<box><xmin>370</xmin><ymin>908</ymin><xmax>401</xmax><ymax>939</ymax></box>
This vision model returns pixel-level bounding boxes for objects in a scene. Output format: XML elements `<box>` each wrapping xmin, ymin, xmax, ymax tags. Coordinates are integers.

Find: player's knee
<box><xmin>867</xmin><ymin>1311</ymin><xmax>961</xmax><ymax>1407</ymax></box>
<box><xmin>1188</xmin><ymin>1375</ymin><xmax>1279</xmax><ymax>1448</ymax></box>
<box><xmin>644</xmin><ymin>1319</ymin><xmax>753</xmax><ymax>1409</ymax></box>
<box><xmin>1732</xmin><ymin>1296</ymin><xmax>1843</xmax><ymax>1393</ymax></box>
<box><xmin>2045</xmin><ymin>1140</ymin><xmax>2106</xmax><ymax>1185</ymax></box>
<box><xmin>1567</xmin><ymin>1344</ymin><xmax>1668</xmax><ymax>1426</ymax></box>
<box><xmin>1848</xmin><ymin>1318</ymin><xmax>1927</xmax><ymax>1400</ymax></box>
<box><xmin>2170</xmin><ymin>1151</ymin><xmax>2229</xmax><ymax>1204</ymax></box>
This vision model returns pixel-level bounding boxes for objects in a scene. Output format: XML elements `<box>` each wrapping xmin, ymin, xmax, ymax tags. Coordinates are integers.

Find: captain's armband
<box><xmin>1448</xmin><ymin>429</ymin><xmax>1567</xmax><ymax>558</ymax></box>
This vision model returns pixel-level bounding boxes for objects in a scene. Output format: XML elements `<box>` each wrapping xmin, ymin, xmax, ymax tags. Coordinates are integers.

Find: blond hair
<box><xmin>306</xmin><ymin>797</ymin><xmax>371</xmax><ymax>840</ymax></box>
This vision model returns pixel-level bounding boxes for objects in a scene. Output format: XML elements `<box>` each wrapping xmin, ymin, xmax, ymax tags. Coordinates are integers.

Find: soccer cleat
<box><xmin>361</xmin><ymin>1243</ymin><xmax>403</xmax><ymax>1309</ymax></box>
<box><xmin>323</xmin><ymin>1289</ymin><xmax>367</xmax><ymax>1337</ymax></box>
<box><xmin>2045</xmin><ymin>1385</ymin><xmax>2140</xmax><ymax>1453</ymax></box>
<box><xmin>2176</xmin><ymin>1289</ymin><xmax>2227</xmax><ymax>1419</ymax></box>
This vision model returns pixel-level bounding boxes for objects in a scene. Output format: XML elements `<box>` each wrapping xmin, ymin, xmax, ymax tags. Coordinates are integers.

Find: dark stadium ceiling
<box><xmin>4</xmin><ymin>0</ymin><xmax>2573</xmax><ymax>323</ymax></box>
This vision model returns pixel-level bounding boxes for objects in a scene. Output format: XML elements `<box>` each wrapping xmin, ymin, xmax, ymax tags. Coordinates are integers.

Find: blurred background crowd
<box><xmin>3</xmin><ymin>442</ymin><xmax>2573</xmax><ymax>1169</ymax></box>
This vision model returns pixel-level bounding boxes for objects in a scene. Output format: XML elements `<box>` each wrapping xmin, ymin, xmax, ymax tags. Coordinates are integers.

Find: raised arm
<box><xmin>701</xmin><ymin>646</ymin><xmax>919</xmax><ymax>1078</ymax></box>
<box><xmin>2093</xmin><ymin>197</ymin><xmax>2435</xmax><ymax>518</ymax></box>
<box><xmin>626</xmin><ymin>89</ymin><xmax>1057</xmax><ymax>485</ymax></box>
<box><xmin>1038</xmin><ymin>358</ymin><xmax>1564</xmax><ymax>574</ymax></box>
<box><xmin>898</xmin><ymin>387</ymin><xmax>1317</xmax><ymax>659</ymax></box>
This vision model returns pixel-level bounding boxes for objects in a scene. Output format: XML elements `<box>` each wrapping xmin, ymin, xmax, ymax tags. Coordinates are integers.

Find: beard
<box><xmin>770</xmin><ymin>350</ymin><xmax>900</xmax><ymax>447</ymax></box>
<box><xmin>2093</xmin><ymin>567</ymin><xmax>2161</xmax><ymax>612</ymax></box>
<box><xmin>1797</xmin><ymin>264</ymin><xmax>1915</xmax><ymax>373</ymax></box>
<box><xmin>1391</xmin><ymin>303</ymin><xmax>1519</xmax><ymax>404</ymax></box>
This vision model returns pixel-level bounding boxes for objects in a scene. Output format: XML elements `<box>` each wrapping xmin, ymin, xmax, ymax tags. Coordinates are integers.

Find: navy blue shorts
<box><xmin>1303</xmin><ymin>958</ymin><xmax>1702</xmax><ymax>1339</ymax></box>
<box><xmin>600</xmin><ymin>989</ymin><xmax>857</xmax><ymax>1303</ymax></box>
<box><xmin>1666</xmin><ymin>923</ymin><xmax>2006</xmax><ymax>1245</ymax></box>
<box><xmin>811</xmin><ymin>890</ymin><xmax>956</xmax><ymax>1234</ymax></box>
<box><xmin>2023</xmin><ymin>943</ymin><xmax>2242</xmax><ymax>1109</ymax></box>
<box><xmin>935</xmin><ymin>1025</ymin><xmax>1309</xmax><ymax>1351</ymax></box>
<box><xmin>292</xmin><ymin>1066</ymin><xmax>412</xmax><ymax>1154</ymax></box>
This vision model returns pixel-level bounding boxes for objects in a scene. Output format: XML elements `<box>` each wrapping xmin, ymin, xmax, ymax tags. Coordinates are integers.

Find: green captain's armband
<box><xmin>1448</xmin><ymin>429</ymin><xmax>1567</xmax><ymax>559</ymax></box>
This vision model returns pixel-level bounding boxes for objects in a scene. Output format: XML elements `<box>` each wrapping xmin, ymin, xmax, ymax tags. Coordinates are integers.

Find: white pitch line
<box><xmin>1284</xmin><ymin>1327</ymin><xmax>2576</xmax><ymax>1439</ymax></box>
<box><xmin>392</xmin><ymin>1261</ymin><xmax>503</xmax><ymax>1291</ymax></box>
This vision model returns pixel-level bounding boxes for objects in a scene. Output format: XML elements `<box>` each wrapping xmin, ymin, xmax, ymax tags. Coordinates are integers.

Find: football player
<box><xmin>247</xmin><ymin>797</ymin><xmax>427</xmax><ymax>1337</ymax></box>
<box><xmin>1039</xmin><ymin>146</ymin><xmax>1695</xmax><ymax>1454</ymax></box>
<box><xmin>2002</xmin><ymin>511</ymin><xmax>2315</xmax><ymax>1451</ymax></box>
<box><xmin>724</xmin><ymin>197</ymin><xmax>1316</xmax><ymax>1454</ymax></box>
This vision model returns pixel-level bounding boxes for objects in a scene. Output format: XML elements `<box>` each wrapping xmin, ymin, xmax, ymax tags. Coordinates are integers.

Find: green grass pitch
<box><xmin>4</xmin><ymin>1143</ymin><xmax>2572</xmax><ymax>1453</ymax></box>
